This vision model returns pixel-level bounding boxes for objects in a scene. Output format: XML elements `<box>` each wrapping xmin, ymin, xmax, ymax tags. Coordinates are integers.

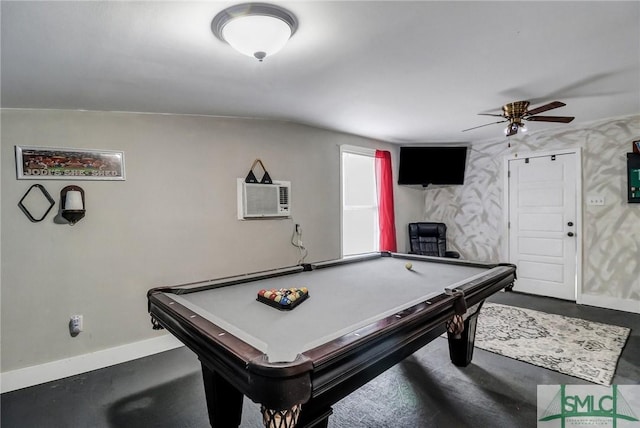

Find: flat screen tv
<box><xmin>398</xmin><ymin>146</ymin><xmax>468</xmax><ymax>186</ymax></box>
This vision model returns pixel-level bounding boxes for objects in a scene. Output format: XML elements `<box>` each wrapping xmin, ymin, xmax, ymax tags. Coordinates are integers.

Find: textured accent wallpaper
<box><xmin>423</xmin><ymin>114</ymin><xmax>640</xmax><ymax>302</ymax></box>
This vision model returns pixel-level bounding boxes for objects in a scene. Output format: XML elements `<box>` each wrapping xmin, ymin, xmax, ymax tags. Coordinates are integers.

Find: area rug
<box><xmin>473</xmin><ymin>303</ymin><xmax>631</xmax><ymax>385</ymax></box>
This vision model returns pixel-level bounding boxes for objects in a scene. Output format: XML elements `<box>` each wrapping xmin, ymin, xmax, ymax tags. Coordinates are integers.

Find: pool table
<box><xmin>147</xmin><ymin>252</ymin><xmax>516</xmax><ymax>428</ymax></box>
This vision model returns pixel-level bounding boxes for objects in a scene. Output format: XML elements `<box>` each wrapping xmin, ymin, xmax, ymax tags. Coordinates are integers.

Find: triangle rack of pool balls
<box><xmin>257</xmin><ymin>287</ymin><xmax>309</xmax><ymax>310</ymax></box>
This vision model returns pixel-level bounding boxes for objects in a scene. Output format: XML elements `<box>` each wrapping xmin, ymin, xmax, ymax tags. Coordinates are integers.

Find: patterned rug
<box><xmin>474</xmin><ymin>302</ymin><xmax>631</xmax><ymax>385</ymax></box>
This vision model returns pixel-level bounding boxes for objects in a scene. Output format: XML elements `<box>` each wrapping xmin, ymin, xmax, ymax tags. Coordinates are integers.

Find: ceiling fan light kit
<box><xmin>505</xmin><ymin>120</ymin><xmax>527</xmax><ymax>136</ymax></box>
<box><xmin>463</xmin><ymin>100</ymin><xmax>575</xmax><ymax>137</ymax></box>
<box><xmin>211</xmin><ymin>3</ymin><xmax>298</xmax><ymax>61</ymax></box>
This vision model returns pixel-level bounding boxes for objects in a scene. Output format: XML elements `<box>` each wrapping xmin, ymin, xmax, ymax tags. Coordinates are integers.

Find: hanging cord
<box><xmin>291</xmin><ymin>224</ymin><xmax>308</xmax><ymax>265</ymax></box>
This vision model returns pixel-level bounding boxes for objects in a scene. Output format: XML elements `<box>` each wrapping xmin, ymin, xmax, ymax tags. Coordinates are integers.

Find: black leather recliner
<box><xmin>408</xmin><ymin>222</ymin><xmax>460</xmax><ymax>258</ymax></box>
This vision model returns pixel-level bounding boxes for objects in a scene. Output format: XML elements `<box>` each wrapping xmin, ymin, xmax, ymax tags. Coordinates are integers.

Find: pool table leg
<box><xmin>201</xmin><ymin>363</ymin><xmax>244</xmax><ymax>428</ymax></box>
<box><xmin>260</xmin><ymin>401</ymin><xmax>332</xmax><ymax>428</ymax></box>
<box><xmin>447</xmin><ymin>303</ymin><xmax>482</xmax><ymax>367</ymax></box>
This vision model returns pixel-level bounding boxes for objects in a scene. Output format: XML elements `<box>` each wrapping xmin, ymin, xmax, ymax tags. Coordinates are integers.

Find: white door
<box><xmin>508</xmin><ymin>152</ymin><xmax>578</xmax><ymax>300</ymax></box>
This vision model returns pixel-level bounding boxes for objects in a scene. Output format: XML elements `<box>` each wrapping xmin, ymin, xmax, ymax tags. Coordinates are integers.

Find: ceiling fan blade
<box><xmin>478</xmin><ymin>113</ymin><xmax>505</xmax><ymax>118</ymax></box>
<box><xmin>525</xmin><ymin>101</ymin><xmax>566</xmax><ymax>116</ymax></box>
<box><xmin>526</xmin><ymin>116</ymin><xmax>575</xmax><ymax>123</ymax></box>
<box><xmin>462</xmin><ymin>120</ymin><xmax>507</xmax><ymax>132</ymax></box>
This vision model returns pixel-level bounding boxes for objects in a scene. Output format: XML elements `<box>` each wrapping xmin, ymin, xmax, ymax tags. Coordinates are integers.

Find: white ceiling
<box><xmin>2</xmin><ymin>1</ymin><xmax>639</xmax><ymax>143</ymax></box>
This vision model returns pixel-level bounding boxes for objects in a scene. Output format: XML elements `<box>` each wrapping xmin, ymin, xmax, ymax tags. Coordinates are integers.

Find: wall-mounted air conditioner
<box><xmin>237</xmin><ymin>179</ymin><xmax>291</xmax><ymax>219</ymax></box>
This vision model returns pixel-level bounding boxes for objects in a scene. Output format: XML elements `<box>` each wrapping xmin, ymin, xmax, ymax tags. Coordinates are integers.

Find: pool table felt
<box><xmin>169</xmin><ymin>257</ymin><xmax>489</xmax><ymax>363</ymax></box>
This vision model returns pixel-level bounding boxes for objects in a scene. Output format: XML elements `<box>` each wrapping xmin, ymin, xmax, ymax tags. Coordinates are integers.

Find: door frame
<box><xmin>502</xmin><ymin>147</ymin><xmax>583</xmax><ymax>303</ymax></box>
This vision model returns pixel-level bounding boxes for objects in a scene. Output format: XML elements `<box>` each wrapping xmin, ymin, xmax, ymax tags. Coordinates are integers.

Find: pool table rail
<box><xmin>147</xmin><ymin>252</ymin><xmax>517</xmax><ymax>428</ymax></box>
<box><xmin>300</xmin><ymin>262</ymin><xmax>515</xmax><ymax>402</ymax></box>
<box><xmin>149</xmin><ymin>291</ymin><xmax>315</xmax><ymax>410</ymax></box>
<box><xmin>150</xmin><ymin>265</ymin><xmax>306</xmax><ymax>295</ymax></box>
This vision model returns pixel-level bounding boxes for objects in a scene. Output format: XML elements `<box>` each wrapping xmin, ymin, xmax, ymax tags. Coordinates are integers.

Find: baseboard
<box><xmin>2</xmin><ymin>295</ymin><xmax>635</xmax><ymax>394</ymax></box>
<box><xmin>0</xmin><ymin>334</ymin><xmax>183</xmax><ymax>394</ymax></box>
<box><xmin>579</xmin><ymin>293</ymin><xmax>640</xmax><ymax>314</ymax></box>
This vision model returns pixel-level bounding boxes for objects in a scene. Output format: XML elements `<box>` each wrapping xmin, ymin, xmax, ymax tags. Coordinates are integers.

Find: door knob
<box><xmin>567</xmin><ymin>221</ymin><xmax>574</xmax><ymax>227</ymax></box>
<box><xmin>567</xmin><ymin>232</ymin><xmax>574</xmax><ymax>237</ymax></box>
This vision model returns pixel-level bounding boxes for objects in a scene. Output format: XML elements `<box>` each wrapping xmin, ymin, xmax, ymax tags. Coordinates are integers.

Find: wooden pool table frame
<box><xmin>148</xmin><ymin>252</ymin><xmax>516</xmax><ymax>428</ymax></box>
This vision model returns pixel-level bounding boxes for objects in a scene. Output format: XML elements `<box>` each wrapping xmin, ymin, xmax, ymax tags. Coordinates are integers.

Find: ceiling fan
<box><xmin>463</xmin><ymin>101</ymin><xmax>575</xmax><ymax>136</ymax></box>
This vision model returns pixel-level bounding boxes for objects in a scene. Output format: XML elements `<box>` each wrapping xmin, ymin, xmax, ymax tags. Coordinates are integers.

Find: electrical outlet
<box><xmin>69</xmin><ymin>315</ymin><xmax>83</xmax><ymax>337</ymax></box>
<box><xmin>587</xmin><ymin>195</ymin><xmax>605</xmax><ymax>206</ymax></box>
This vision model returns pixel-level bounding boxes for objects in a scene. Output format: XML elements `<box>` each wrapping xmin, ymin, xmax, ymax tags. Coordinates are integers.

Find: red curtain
<box><xmin>375</xmin><ymin>150</ymin><xmax>397</xmax><ymax>252</ymax></box>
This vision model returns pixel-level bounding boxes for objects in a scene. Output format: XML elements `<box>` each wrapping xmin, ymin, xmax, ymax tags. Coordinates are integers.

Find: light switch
<box><xmin>587</xmin><ymin>195</ymin><xmax>605</xmax><ymax>206</ymax></box>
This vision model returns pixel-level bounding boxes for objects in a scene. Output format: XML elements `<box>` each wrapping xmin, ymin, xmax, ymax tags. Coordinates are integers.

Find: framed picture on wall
<box><xmin>15</xmin><ymin>146</ymin><xmax>125</xmax><ymax>180</ymax></box>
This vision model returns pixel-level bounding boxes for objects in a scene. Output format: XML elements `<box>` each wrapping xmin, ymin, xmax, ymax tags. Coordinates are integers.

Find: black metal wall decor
<box><xmin>18</xmin><ymin>184</ymin><xmax>56</xmax><ymax>222</ymax></box>
<box><xmin>245</xmin><ymin>159</ymin><xmax>273</xmax><ymax>184</ymax></box>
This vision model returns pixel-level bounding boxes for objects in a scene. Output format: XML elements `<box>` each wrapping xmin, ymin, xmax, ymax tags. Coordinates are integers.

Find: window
<box><xmin>341</xmin><ymin>147</ymin><xmax>379</xmax><ymax>256</ymax></box>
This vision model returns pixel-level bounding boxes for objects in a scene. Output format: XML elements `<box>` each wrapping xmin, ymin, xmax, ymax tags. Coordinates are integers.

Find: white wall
<box><xmin>0</xmin><ymin>109</ymin><xmax>423</xmax><ymax>375</ymax></box>
<box><xmin>423</xmin><ymin>114</ymin><xmax>640</xmax><ymax>312</ymax></box>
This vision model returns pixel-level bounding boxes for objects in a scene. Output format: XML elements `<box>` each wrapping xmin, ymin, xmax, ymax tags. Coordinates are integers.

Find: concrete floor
<box><xmin>2</xmin><ymin>292</ymin><xmax>639</xmax><ymax>428</ymax></box>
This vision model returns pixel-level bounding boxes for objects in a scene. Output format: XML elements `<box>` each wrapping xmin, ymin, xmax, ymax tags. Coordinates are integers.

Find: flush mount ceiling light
<box><xmin>211</xmin><ymin>3</ymin><xmax>298</xmax><ymax>61</ymax></box>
